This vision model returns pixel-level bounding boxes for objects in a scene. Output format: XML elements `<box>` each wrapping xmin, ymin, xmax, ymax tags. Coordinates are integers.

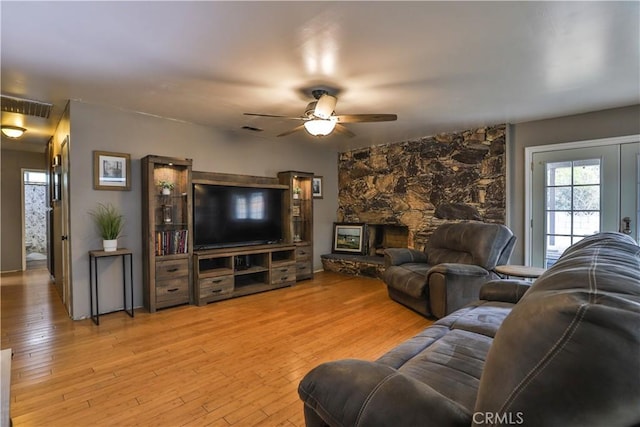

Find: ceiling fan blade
<box><xmin>333</xmin><ymin>124</ymin><xmax>355</xmax><ymax>138</ymax></box>
<box><xmin>277</xmin><ymin>124</ymin><xmax>306</xmax><ymax>137</ymax></box>
<box><xmin>333</xmin><ymin>114</ymin><xmax>398</xmax><ymax>123</ymax></box>
<box><xmin>244</xmin><ymin>113</ymin><xmax>305</xmax><ymax>120</ymax></box>
<box><xmin>314</xmin><ymin>94</ymin><xmax>337</xmax><ymax>119</ymax></box>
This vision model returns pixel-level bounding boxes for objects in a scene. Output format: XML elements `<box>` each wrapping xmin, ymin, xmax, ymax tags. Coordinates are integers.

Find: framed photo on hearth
<box><xmin>93</xmin><ymin>151</ymin><xmax>131</xmax><ymax>190</ymax></box>
<box><xmin>332</xmin><ymin>223</ymin><xmax>367</xmax><ymax>255</ymax></box>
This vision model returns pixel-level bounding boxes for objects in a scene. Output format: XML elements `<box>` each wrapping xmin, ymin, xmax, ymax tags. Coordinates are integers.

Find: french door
<box><xmin>529</xmin><ymin>136</ymin><xmax>639</xmax><ymax>267</ymax></box>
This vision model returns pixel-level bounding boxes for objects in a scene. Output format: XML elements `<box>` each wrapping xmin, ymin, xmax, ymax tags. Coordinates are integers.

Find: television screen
<box><xmin>193</xmin><ymin>184</ymin><xmax>283</xmax><ymax>249</ymax></box>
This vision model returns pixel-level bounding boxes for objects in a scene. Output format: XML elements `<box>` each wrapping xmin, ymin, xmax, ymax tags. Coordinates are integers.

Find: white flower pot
<box><xmin>103</xmin><ymin>239</ymin><xmax>118</xmax><ymax>252</ymax></box>
<box><xmin>162</xmin><ymin>188</ymin><xmax>171</xmax><ymax>195</ymax></box>
<box><xmin>293</xmin><ymin>193</ymin><xmax>299</xmax><ymax>199</ymax></box>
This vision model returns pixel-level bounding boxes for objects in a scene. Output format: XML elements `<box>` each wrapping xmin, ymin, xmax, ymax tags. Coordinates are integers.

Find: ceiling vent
<box><xmin>1</xmin><ymin>94</ymin><xmax>53</xmax><ymax>119</ymax></box>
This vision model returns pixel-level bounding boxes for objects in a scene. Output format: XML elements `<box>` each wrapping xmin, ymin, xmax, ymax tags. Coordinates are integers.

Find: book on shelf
<box><xmin>155</xmin><ymin>229</ymin><xmax>189</xmax><ymax>255</ymax></box>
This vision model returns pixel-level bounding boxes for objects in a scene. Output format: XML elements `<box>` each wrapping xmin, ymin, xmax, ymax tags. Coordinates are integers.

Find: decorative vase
<box><xmin>162</xmin><ymin>187</ymin><xmax>171</xmax><ymax>195</ymax></box>
<box><xmin>293</xmin><ymin>193</ymin><xmax>299</xmax><ymax>199</ymax></box>
<box><xmin>103</xmin><ymin>239</ymin><xmax>118</xmax><ymax>252</ymax></box>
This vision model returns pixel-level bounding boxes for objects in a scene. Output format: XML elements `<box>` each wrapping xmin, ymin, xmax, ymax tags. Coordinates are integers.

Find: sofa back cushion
<box><xmin>474</xmin><ymin>232</ymin><xmax>640</xmax><ymax>426</ymax></box>
<box><xmin>425</xmin><ymin>222</ymin><xmax>515</xmax><ymax>270</ymax></box>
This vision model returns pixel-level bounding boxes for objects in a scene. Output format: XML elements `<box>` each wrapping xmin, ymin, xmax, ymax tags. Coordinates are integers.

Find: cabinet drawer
<box><xmin>156</xmin><ymin>258</ymin><xmax>189</xmax><ymax>280</ymax></box>
<box><xmin>156</xmin><ymin>278</ymin><xmax>190</xmax><ymax>307</ymax></box>
<box><xmin>295</xmin><ymin>245</ymin><xmax>312</xmax><ymax>260</ymax></box>
<box><xmin>271</xmin><ymin>264</ymin><xmax>296</xmax><ymax>285</ymax></box>
<box><xmin>199</xmin><ymin>275</ymin><xmax>234</xmax><ymax>298</ymax></box>
<box><xmin>296</xmin><ymin>261</ymin><xmax>312</xmax><ymax>278</ymax></box>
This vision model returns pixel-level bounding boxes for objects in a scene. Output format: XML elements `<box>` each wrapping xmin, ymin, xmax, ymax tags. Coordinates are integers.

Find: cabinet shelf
<box><xmin>199</xmin><ymin>268</ymin><xmax>234</xmax><ymax>278</ymax></box>
<box><xmin>278</xmin><ymin>171</ymin><xmax>314</xmax><ymax>281</ymax></box>
<box><xmin>235</xmin><ymin>265</ymin><xmax>269</xmax><ymax>276</ymax></box>
<box><xmin>142</xmin><ymin>155</ymin><xmax>193</xmax><ymax>312</ymax></box>
<box><xmin>194</xmin><ymin>244</ymin><xmax>296</xmax><ymax>306</ymax></box>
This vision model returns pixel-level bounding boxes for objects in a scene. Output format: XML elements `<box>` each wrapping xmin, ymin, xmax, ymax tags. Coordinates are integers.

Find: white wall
<box><xmin>68</xmin><ymin>101</ymin><xmax>338</xmax><ymax>319</ymax></box>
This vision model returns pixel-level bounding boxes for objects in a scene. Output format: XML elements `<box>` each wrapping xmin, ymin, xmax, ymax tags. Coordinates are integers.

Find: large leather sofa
<box><xmin>383</xmin><ymin>221</ymin><xmax>516</xmax><ymax>318</ymax></box>
<box><xmin>299</xmin><ymin>232</ymin><xmax>640</xmax><ymax>426</ymax></box>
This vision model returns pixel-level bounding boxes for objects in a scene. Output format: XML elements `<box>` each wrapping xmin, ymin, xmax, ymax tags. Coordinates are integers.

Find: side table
<box><xmin>494</xmin><ymin>264</ymin><xmax>546</xmax><ymax>280</ymax></box>
<box><xmin>89</xmin><ymin>248</ymin><xmax>134</xmax><ymax>325</ymax></box>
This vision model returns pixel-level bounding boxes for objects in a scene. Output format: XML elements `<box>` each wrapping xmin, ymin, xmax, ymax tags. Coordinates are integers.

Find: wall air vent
<box><xmin>1</xmin><ymin>94</ymin><xmax>53</xmax><ymax>119</ymax></box>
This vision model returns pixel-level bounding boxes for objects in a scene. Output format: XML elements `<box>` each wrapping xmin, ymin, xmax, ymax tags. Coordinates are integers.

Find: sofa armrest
<box><xmin>299</xmin><ymin>359</ymin><xmax>470</xmax><ymax>427</ymax></box>
<box><xmin>384</xmin><ymin>248</ymin><xmax>427</xmax><ymax>267</ymax></box>
<box><xmin>427</xmin><ymin>263</ymin><xmax>492</xmax><ymax>318</ymax></box>
<box><xmin>428</xmin><ymin>263</ymin><xmax>489</xmax><ymax>277</ymax></box>
<box><xmin>479</xmin><ymin>279</ymin><xmax>531</xmax><ymax>304</ymax></box>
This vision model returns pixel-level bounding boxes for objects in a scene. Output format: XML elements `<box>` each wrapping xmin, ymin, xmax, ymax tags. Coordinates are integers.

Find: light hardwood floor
<box><xmin>1</xmin><ymin>269</ymin><xmax>431</xmax><ymax>426</ymax></box>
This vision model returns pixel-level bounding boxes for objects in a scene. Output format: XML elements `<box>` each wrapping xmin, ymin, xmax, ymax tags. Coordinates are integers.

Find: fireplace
<box><xmin>320</xmin><ymin>223</ymin><xmax>409</xmax><ymax>279</ymax></box>
<box><xmin>367</xmin><ymin>224</ymin><xmax>409</xmax><ymax>256</ymax></box>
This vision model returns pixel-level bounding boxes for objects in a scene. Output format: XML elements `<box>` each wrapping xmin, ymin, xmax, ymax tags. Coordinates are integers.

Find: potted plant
<box><xmin>89</xmin><ymin>203</ymin><xmax>124</xmax><ymax>252</ymax></box>
<box><xmin>158</xmin><ymin>180</ymin><xmax>174</xmax><ymax>195</ymax></box>
<box><xmin>293</xmin><ymin>186</ymin><xmax>302</xmax><ymax>199</ymax></box>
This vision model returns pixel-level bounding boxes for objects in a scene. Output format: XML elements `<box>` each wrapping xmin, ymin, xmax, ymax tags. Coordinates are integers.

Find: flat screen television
<box><xmin>193</xmin><ymin>183</ymin><xmax>284</xmax><ymax>249</ymax></box>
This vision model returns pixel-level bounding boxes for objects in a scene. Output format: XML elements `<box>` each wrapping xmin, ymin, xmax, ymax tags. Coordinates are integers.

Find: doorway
<box><xmin>22</xmin><ymin>169</ymin><xmax>49</xmax><ymax>270</ymax></box>
<box><xmin>526</xmin><ymin>135</ymin><xmax>640</xmax><ymax>267</ymax></box>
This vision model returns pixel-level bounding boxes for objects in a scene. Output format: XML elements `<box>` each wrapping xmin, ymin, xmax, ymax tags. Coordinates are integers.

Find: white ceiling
<box><xmin>1</xmin><ymin>1</ymin><xmax>639</xmax><ymax>152</ymax></box>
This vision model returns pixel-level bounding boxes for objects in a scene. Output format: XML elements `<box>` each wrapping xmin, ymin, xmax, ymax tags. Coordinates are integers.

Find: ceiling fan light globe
<box><xmin>304</xmin><ymin>119</ymin><xmax>336</xmax><ymax>136</ymax></box>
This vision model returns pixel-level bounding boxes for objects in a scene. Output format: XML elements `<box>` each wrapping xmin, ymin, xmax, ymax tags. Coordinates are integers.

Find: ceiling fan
<box><xmin>243</xmin><ymin>89</ymin><xmax>397</xmax><ymax>137</ymax></box>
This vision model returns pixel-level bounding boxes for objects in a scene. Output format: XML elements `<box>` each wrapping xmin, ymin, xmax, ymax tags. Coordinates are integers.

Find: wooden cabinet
<box><xmin>278</xmin><ymin>171</ymin><xmax>314</xmax><ymax>280</ymax></box>
<box><xmin>194</xmin><ymin>244</ymin><xmax>296</xmax><ymax>306</ymax></box>
<box><xmin>142</xmin><ymin>155</ymin><xmax>193</xmax><ymax>312</ymax></box>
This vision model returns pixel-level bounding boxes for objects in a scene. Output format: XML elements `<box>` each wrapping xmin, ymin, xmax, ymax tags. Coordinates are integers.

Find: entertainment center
<box><xmin>141</xmin><ymin>155</ymin><xmax>315</xmax><ymax>312</ymax></box>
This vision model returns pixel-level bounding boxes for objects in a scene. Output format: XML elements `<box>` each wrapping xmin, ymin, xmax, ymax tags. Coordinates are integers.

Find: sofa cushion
<box><xmin>374</xmin><ymin>301</ymin><xmax>513</xmax><ymax>414</ymax></box>
<box><xmin>299</xmin><ymin>359</ymin><xmax>471</xmax><ymax>427</ymax></box>
<box><xmin>474</xmin><ymin>232</ymin><xmax>640</xmax><ymax>426</ymax></box>
<box><xmin>435</xmin><ymin>300</ymin><xmax>514</xmax><ymax>338</ymax></box>
<box><xmin>383</xmin><ymin>263</ymin><xmax>431</xmax><ymax>298</ymax></box>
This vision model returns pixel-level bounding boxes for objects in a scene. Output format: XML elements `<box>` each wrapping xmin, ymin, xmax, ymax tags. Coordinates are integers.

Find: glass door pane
<box><xmin>544</xmin><ymin>159</ymin><xmax>601</xmax><ymax>267</ymax></box>
<box><xmin>531</xmin><ymin>144</ymin><xmax>620</xmax><ymax>267</ymax></box>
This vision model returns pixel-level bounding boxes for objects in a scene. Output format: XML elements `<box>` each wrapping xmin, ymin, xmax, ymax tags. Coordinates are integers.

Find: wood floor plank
<box><xmin>1</xmin><ymin>268</ymin><xmax>431</xmax><ymax>426</ymax></box>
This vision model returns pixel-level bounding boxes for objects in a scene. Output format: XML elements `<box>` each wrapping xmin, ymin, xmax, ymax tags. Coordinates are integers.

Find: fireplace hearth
<box><xmin>321</xmin><ymin>223</ymin><xmax>409</xmax><ymax>278</ymax></box>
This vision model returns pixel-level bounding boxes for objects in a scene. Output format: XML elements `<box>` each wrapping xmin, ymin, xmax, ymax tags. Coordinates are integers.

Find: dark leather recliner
<box><xmin>383</xmin><ymin>221</ymin><xmax>515</xmax><ymax>318</ymax></box>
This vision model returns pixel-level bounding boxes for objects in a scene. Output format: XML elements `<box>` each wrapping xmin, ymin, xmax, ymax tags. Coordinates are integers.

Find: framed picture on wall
<box><xmin>93</xmin><ymin>151</ymin><xmax>131</xmax><ymax>190</ymax></box>
<box><xmin>332</xmin><ymin>223</ymin><xmax>367</xmax><ymax>255</ymax></box>
<box><xmin>312</xmin><ymin>176</ymin><xmax>323</xmax><ymax>199</ymax></box>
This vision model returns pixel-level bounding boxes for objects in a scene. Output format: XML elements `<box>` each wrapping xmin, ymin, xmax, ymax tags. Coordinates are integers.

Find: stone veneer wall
<box><xmin>337</xmin><ymin>125</ymin><xmax>506</xmax><ymax>249</ymax></box>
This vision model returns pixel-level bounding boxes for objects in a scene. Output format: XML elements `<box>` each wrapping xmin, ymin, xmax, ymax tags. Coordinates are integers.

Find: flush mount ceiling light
<box><xmin>1</xmin><ymin>125</ymin><xmax>26</xmax><ymax>138</ymax></box>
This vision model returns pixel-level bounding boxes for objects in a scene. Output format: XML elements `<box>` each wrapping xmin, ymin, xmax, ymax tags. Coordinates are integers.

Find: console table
<box><xmin>89</xmin><ymin>248</ymin><xmax>134</xmax><ymax>325</ymax></box>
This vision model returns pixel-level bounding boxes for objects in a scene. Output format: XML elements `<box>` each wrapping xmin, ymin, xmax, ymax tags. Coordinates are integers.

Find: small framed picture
<box><xmin>312</xmin><ymin>176</ymin><xmax>323</xmax><ymax>199</ymax></box>
<box><xmin>93</xmin><ymin>151</ymin><xmax>131</xmax><ymax>190</ymax></box>
<box><xmin>333</xmin><ymin>223</ymin><xmax>367</xmax><ymax>255</ymax></box>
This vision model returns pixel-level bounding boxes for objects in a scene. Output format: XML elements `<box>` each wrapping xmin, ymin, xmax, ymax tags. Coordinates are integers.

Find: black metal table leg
<box><xmin>88</xmin><ymin>249</ymin><xmax>134</xmax><ymax>325</ymax></box>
